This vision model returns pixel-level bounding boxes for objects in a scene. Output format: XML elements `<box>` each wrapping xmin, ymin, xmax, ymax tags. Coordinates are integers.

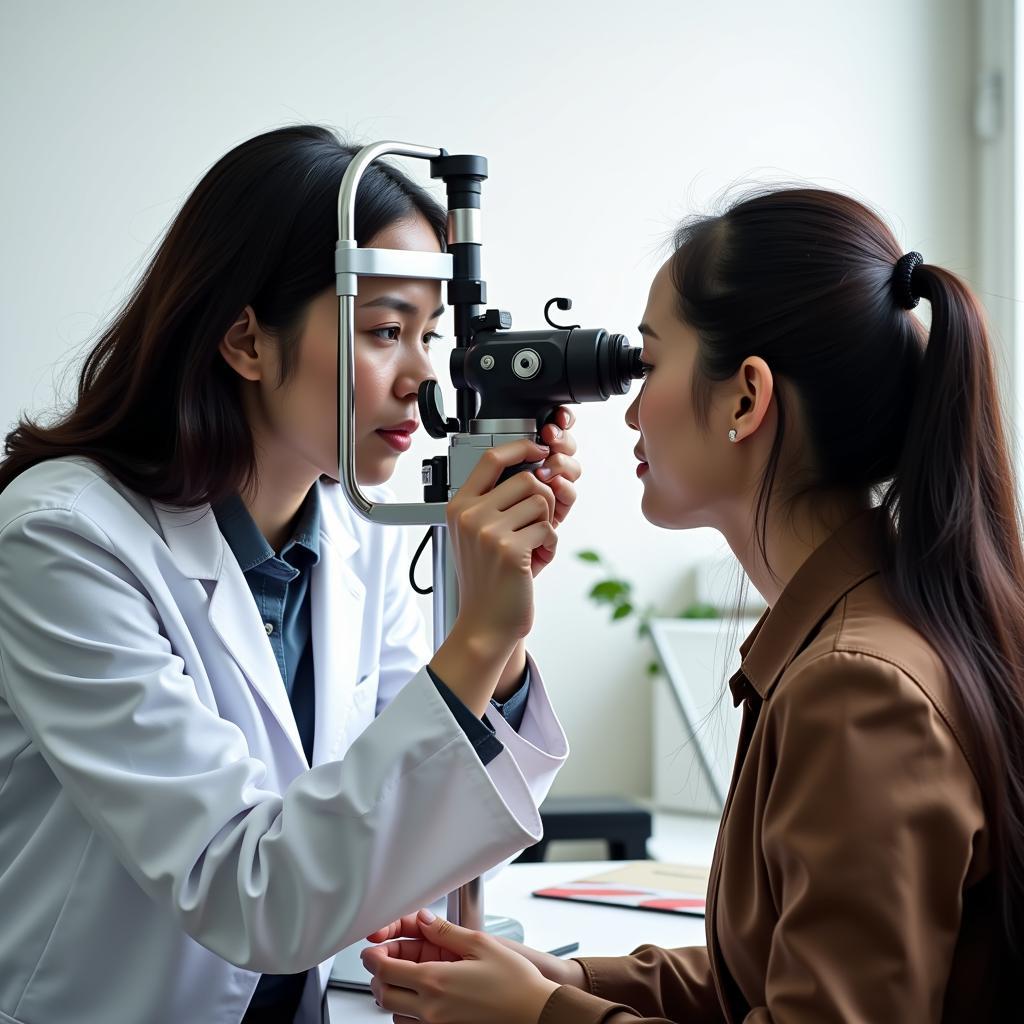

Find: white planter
<box><xmin>648</xmin><ymin>617</ymin><xmax>760</xmax><ymax>816</ymax></box>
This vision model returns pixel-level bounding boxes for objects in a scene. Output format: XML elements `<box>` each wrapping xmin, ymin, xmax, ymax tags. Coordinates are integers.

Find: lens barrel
<box><xmin>566</xmin><ymin>329</ymin><xmax>645</xmax><ymax>401</ymax></box>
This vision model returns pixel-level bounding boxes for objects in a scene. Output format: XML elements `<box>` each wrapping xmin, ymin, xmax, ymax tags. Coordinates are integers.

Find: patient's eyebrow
<box><xmin>637</xmin><ymin>322</ymin><xmax>659</xmax><ymax>340</ymax></box>
<box><xmin>361</xmin><ymin>295</ymin><xmax>446</xmax><ymax>320</ymax></box>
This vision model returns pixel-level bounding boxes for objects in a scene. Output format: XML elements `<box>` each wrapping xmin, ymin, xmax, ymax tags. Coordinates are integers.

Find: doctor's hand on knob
<box><xmin>428</xmin><ymin>407</ymin><xmax>579</xmax><ymax>717</ymax></box>
<box><xmin>528</xmin><ymin>406</ymin><xmax>579</xmax><ymax>564</ymax></box>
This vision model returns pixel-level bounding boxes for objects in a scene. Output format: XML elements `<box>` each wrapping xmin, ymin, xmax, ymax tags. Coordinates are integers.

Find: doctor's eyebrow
<box><xmin>360</xmin><ymin>295</ymin><xmax>446</xmax><ymax>320</ymax></box>
<box><xmin>637</xmin><ymin>322</ymin><xmax>659</xmax><ymax>340</ymax></box>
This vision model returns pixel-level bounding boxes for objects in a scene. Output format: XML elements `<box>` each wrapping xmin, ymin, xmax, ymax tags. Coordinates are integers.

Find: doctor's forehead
<box><xmin>366</xmin><ymin>214</ymin><xmax>442</xmax><ymax>254</ymax></box>
<box><xmin>357</xmin><ymin>285</ymin><xmax>445</xmax><ymax>321</ymax></box>
<box><xmin>357</xmin><ymin>214</ymin><xmax>445</xmax><ymax>317</ymax></box>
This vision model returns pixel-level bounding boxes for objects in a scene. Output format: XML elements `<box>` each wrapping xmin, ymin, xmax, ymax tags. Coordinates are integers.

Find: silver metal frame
<box><xmin>335</xmin><ymin>141</ymin><xmax>451</xmax><ymax>528</ymax></box>
<box><xmin>334</xmin><ymin>142</ymin><xmax>487</xmax><ymax>930</ymax></box>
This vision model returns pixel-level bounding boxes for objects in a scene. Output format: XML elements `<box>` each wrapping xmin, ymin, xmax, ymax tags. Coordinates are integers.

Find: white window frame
<box><xmin>976</xmin><ymin>0</ymin><xmax>1018</xmax><ymax>437</ymax></box>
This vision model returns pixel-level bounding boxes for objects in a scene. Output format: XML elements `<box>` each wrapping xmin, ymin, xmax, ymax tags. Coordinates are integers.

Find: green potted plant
<box><xmin>576</xmin><ymin>550</ymin><xmax>719</xmax><ymax>677</ymax></box>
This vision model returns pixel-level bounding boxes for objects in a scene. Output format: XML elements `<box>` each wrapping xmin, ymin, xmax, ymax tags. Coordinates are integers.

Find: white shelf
<box><xmin>649</xmin><ymin>617</ymin><xmax>758</xmax><ymax>814</ymax></box>
<box><xmin>647</xmin><ymin>809</ymin><xmax>720</xmax><ymax>864</ymax></box>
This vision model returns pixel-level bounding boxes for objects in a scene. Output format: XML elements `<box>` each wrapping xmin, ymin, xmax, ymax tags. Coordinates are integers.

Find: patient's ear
<box><xmin>219</xmin><ymin>305</ymin><xmax>265</xmax><ymax>383</ymax></box>
<box><xmin>727</xmin><ymin>357</ymin><xmax>773</xmax><ymax>443</ymax></box>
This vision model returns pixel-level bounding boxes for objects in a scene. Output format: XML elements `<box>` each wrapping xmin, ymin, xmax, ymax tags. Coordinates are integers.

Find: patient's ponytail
<box><xmin>881</xmin><ymin>261</ymin><xmax>1024</xmax><ymax>955</ymax></box>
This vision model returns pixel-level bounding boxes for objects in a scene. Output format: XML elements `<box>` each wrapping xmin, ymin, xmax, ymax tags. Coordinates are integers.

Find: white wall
<box><xmin>0</xmin><ymin>0</ymin><xmax>979</xmax><ymax>797</ymax></box>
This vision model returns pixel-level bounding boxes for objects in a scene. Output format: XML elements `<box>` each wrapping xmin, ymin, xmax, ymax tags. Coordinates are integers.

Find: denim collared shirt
<box><xmin>213</xmin><ymin>489</ymin><xmax>319</xmax><ymax>764</ymax></box>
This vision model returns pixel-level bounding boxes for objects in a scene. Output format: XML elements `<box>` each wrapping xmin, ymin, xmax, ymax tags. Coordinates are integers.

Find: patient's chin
<box><xmin>641</xmin><ymin>492</ymin><xmax>692</xmax><ymax>531</ymax></box>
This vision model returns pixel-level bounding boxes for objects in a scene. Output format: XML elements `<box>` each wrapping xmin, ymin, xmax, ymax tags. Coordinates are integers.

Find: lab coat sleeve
<box><xmin>483</xmin><ymin>651</ymin><xmax>567</xmax><ymax>810</ymax></box>
<box><xmin>373</xmin><ymin>518</ymin><xmax>568</xmax><ymax>810</ymax></box>
<box><xmin>0</xmin><ymin>506</ymin><xmax>549</xmax><ymax>974</ymax></box>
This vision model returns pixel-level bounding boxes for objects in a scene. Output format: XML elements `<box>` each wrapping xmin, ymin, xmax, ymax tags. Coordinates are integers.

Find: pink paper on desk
<box><xmin>533</xmin><ymin>862</ymin><xmax>708</xmax><ymax>917</ymax></box>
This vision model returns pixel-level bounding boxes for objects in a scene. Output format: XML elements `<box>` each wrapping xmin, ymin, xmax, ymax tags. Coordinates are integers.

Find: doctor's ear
<box><xmin>219</xmin><ymin>306</ymin><xmax>269</xmax><ymax>383</ymax></box>
<box><xmin>726</xmin><ymin>356</ymin><xmax>773</xmax><ymax>444</ymax></box>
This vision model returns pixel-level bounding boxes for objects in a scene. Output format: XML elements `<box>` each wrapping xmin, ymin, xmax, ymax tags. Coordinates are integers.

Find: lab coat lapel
<box><xmin>309</xmin><ymin>523</ymin><xmax>365</xmax><ymax>767</ymax></box>
<box><xmin>153</xmin><ymin>502</ymin><xmax>307</xmax><ymax>766</ymax></box>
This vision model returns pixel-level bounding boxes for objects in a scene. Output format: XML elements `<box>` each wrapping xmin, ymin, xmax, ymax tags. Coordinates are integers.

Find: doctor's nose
<box><xmin>395</xmin><ymin>350</ymin><xmax>436</xmax><ymax>399</ymax></box>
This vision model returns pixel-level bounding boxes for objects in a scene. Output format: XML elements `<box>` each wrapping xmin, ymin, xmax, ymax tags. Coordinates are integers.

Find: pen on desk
<box><xmin>547</xmin><ymin>942</ymin><xmax>580</xmax><ymax>958</ymax></box>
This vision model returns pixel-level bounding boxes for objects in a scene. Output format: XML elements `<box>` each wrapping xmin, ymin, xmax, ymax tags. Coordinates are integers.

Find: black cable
<box><xmin>410</xmin><ymin>526</ymin><xmax>434</xmax><ymax>595</ymax></box>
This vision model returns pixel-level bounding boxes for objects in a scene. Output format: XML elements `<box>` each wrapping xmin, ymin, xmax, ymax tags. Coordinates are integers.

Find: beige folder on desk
<box><xmin>533</xmin><ymin>862</ymin><xmax>710</xmax><ymax>916</ymax></box>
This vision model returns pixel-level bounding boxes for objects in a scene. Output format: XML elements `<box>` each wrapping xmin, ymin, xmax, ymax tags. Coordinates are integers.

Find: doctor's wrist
<box><xmin>429</xmin><ymin>621</ymin><xmax>516</xmax><ymax>718</ymax></box>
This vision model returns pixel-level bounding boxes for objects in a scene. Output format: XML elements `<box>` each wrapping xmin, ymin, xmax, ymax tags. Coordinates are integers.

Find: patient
<box><xmin>361</xmin><ymin>187</ymin><xmax>1016</xmax><ymax>1021</ymax></box>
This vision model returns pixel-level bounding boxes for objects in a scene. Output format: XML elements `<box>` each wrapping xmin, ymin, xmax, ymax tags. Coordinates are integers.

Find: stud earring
<box><xmin>728</xmin><ymin>429</ymin><xmax>738</xmax><ymax>443</ymax></box>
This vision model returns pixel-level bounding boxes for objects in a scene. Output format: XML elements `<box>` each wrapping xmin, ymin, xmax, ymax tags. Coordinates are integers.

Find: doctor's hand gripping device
<box><xmin>334</xmin><ymin>142</ymin><xmax>645</xmax><ymax>933</ymax></box>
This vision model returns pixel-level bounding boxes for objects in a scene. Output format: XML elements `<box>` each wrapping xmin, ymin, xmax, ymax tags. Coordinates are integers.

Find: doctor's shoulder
<box><xmin>0</xmin><ymin>455</ymin><xmax>161</xmax><ymax>561</ymax></box>
<box><xmin>0</xmin><ymin>456</ymin><xmax>107</xmax><ymax>521</ymax></box>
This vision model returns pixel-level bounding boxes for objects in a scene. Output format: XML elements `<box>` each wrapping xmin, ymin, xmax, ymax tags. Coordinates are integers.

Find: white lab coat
<box><xmin>0</xmin><ymin>456</ymin><xmax>567</xmax><ymax>1024</ymax></box>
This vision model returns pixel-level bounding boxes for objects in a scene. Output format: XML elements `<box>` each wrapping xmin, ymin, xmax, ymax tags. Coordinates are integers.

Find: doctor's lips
<box><xmin>376</xmin><ymin>419</ymin><xmax>419</xmax><ymax>453</ymax></box>
<box><xmin>635</xmin><ymin>446</ymin><xmax>649</xmax><ymax>478</ymax></box>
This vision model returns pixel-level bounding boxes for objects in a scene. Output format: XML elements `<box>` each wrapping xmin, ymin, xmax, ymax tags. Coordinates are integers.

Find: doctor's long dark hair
<box><xmin>0</xmin><ymin>125</ymin><xmax>447</xmax><ymax>505</ymax></box>
<box><xmin>673</xmin><ymin>188</ymin><xmax>1024</xmax><ymax>972</ymax></box>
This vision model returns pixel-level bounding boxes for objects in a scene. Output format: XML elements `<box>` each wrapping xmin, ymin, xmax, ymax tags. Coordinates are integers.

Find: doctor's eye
<box><xmin>639</xmin><ymin>361</ymin><xmax>654</xmax><ymax>376</ymax></box>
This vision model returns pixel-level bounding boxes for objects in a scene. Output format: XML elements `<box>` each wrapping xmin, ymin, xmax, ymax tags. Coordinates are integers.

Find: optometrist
<box><xmin>0</xmin><ymin>127</ymin><xmax>578</xmax><ymax>1024</ymax></box>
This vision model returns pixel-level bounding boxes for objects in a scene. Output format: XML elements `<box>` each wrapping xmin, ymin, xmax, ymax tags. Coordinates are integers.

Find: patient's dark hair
<box><xmin>0</xmin><ymin>125</ymin><xmax>447</xmax><ymax>505</ymax></box>
<box><xmin>673</xmin><ymin>187</ymin><xmax>1022</xmax><ymax>976</ymax></box>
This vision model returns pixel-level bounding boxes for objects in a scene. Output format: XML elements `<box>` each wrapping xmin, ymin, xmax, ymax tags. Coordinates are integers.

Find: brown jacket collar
<box><xmin>732</xmin><ymin>509</ymin><xmax>883</xmax><ymax>704</ymax></box>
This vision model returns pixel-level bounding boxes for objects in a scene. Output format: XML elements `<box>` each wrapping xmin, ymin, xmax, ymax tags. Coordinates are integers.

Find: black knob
<box><xmin>418</xmin><ymin>380</ymin><xmax>459</xmax><ymax>439</ymax></box>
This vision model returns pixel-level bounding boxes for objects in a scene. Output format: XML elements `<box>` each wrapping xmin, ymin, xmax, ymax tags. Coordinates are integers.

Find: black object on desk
<box><xmin>514</xmin><ymin>795</ymin><xmax>652</xmax><ymax>863</ymax></box>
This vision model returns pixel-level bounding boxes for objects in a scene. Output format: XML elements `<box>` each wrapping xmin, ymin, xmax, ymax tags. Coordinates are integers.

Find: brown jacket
<box><xmin>541</xmin><ymin>511</ymin><xmax>1003</xmax><ymax>1023</ymax></box>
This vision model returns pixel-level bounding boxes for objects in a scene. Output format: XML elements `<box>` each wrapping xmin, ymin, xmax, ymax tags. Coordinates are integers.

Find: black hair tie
<box><xmin>892</xmin><ymin>251</ymin><xmax>924</xmax><ymax>309</ymax></box>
